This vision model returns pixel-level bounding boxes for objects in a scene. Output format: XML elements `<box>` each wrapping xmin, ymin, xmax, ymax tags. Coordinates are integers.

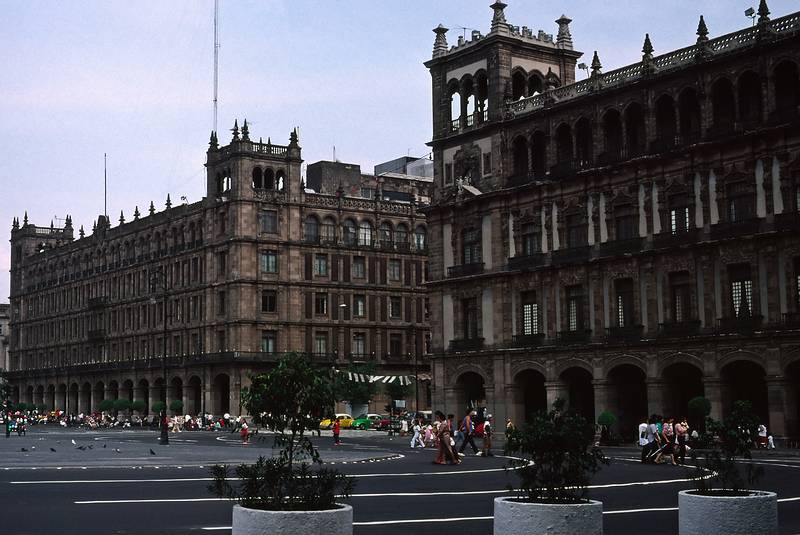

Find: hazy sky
<box><xmin>1</xmin><ymin>0</ymin><xmax>796</xmax><ymax>301</ymax></box>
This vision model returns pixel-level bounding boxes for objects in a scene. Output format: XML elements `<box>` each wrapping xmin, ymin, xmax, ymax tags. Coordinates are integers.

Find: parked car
<box><xmin>352</xmin><ymin>413</ymin><xmax>383</xmax><ymax>430</ymax></box>
<box><xmin>318</xmin><ymin>413</ymin><xmax>354</xmax><ymax>429</ymax></box>
<box><xmin>374</xmin><ymin>415</ymin><xmax>392</xmax><ymax>431</ymax></box>
<box><xmin>407</xmin><ymin>410</ymin><xmax>433</xmax><ymax>425</ymax></box>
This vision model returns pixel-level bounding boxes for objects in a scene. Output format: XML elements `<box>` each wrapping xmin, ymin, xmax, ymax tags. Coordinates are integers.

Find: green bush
<box><xmin>15</xmin><ymin>402</ymin><xmax>28</xmax><ymax>411</ymax></box>
<box><xmin>505</xmin><ymin>399</ymin><xmax>608</xmax><ymax>503</ymax></box>
<box><xmin>151</xmin><ymin>401</ymin><xmax>167</xmax><ymax>414</ymax></box>
<box><xmin>113</xmin><ymin>399</ymin><xmax>132</xmax><ymax>412</ymax></box>
<box><xmin>209</xmin><ymin>353</ymin><xmax>353</xmax><ymax>511</ymax></box>
<box><xmin>169</xmin><ymin>400</ymin><xmax>184</xmax><ymax>413</ymax></box>
<box><xmin>98</xmin><ymin>399</ymin><xmax>115</xmax><ymax>412</ymax></box>
<box><xmin>130</xmin><ymin>400</ymin><xmax>147</xmax><ymax>413</ymax></box>
<box><xmin>690</xmin><ymin>400</ymin><xmax>763</xmax><ymax>494</ymax></box>
<box><xmin>597</xmin><ymin>411</ymin><xmax>616</xmax><ymax>427</ymax></box>
<box><xmin>36</xmin><ymin>403</ymin><xmax>47</xmax><ymax>412</ymax></box>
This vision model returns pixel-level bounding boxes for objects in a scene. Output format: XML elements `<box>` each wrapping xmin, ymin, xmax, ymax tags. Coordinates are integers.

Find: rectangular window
<box><xmin>315</xmin><ymin>292</ymin><xmax>328</xmax><ymax>315</ymax></box>
<box><xmin>314</xmin><ymin>254</ymin><xmax>328</xmax><ymax>276</ymax></box>
<box><xmin>217</xmin><ymin>330</ymin><xmax>226</xmax><ymax>351</ymax></box>
<box><xmin>352</xmin><ymin>256</ymin><xmax>366</xmax><ymax>279</ymax></box>
<box><xmin>669</xmin><ymin>272</ymin><xmax>692</xmax><ymax>322</ymax></box>
<box><xmin>727</xmin><ymin>182</ymin><xmax>754</xmax><ymax>222</ymax></box>
<box><xmin>217</xmin><ymin>291</ymin><xmax>226</xmax><ymax>316</ymax></box>
<box><xmin>361</xmin><ymin>187</ymin><xmax>374</xmax><ymax>199</ymax></box>
<box><xmin>522</xmin><ymin>291</ymin><xmax>539</xmax><ymax>335</ymax></box>
<box><xmin>729</xmin><ymin>264</ymin><xmax>753</xmax><ymax>317</ymax></box>
<box><xmin>566</xmin><ymin>285</ymin><xmax>584</xmax><ymax>331</ymax></box>
<box><xmin>389</xmin><ymin>333</ymin><xmax>403</xmax><ymax>357</ymax></box>
<box><xmin>482</xmin><ymin>153</ymin><xmax>492</xmax><ymax>177</ymax></box>
<box><xmin>390</xmin><ymin>296</ymin><xmax>402</xmax><ymax>319</ymax></box>
<box><xmin>444</xmin><ymin>163</ymin><xmax>453</xmax><ymax>184</ymax></box>
<box><xmin>615</xmin><ymin>213</ymin><xmax>637</xmax><ymax>241</ymax></box>
<box><xmin>388</xmin><ymin>259</ymin><xmax>401</xmax><ymax>280</ymax></box>
<box><xmin>615</xmin><ymin>279</ymin><xmax>635</xmax><ymax>327</ymax></box>
<box><xmin>261</xmin><ymin>330</ymin><xmax>276</xmax><ymax>353</ymax></box>
<box><xmin>261</xmin><ymin>290</ymin><xmax>276</xmax><ymax>313</ymax></box>
<box><xmin>353</xmin><ymin>294</ymin><xmax>366</xmax><ymax>317</ymax></box>
<box><xmin>521</xmin><ymin>223</ymin><xmax>539</xmax><ymax>256</ymax></box>
<box><xmin>260</xmin><ymin>251</ymin><xmax>278</xmax><ymax>273</ymax></box>
<box><xmin>462</xmin><ymin>297</ymin><xmax>479</xmax><ymax>339</ymax></box>
<box><xmin>462</xmin><ymin>228</ymin><xmax>481</xmax><ymax>264</ymax></box>
<box><xmin>566</xmin><ymin>214</ymin><xmax>587</xmax><ymax>247</ymax></box>
<box><xmin>259</xmin><ymin>210</ymin><xmax>278</xmax><ymax>234</ymax></box>
<box><xmin>216</xmin><ymin>252</ymin><xmax>227</xmax><ymax>278</ymax></box>
<box><xmin>670</xmin><ymin>205</ymin><xmax>690</xmax><ymax>234</ymax></box>
<box><xmin>352</xmin><ymin>333</ymin><xmax>366</xmax><ymax>357</ymax></box>
<box><xmin>314</xmin><ymin>332</ymin><xmax>328</xmax><ymax>355</ymax></box>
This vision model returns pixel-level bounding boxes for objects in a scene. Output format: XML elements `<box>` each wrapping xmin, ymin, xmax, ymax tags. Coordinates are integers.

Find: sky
<box><xmin>1</xmin><ymin>0</ymin><xmax>797</xmax><ymax>301</ymax></box>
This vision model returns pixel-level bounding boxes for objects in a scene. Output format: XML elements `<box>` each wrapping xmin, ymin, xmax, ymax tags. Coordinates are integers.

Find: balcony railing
<box><xmin>379</xmin><ymin>240</ymin><xmax>395</xmax><ymax>250</ymax></box>
<box><xmin>598</xmin><ymin>237</ymin><xmax>644</xmax><ymax>257</ymax></box>
<box><xmin>551</xmin><ymin>246</ymin><xmax>591</xmax><ymax>266</ymax></box>
<box><xmin>512</xmin><ymin>333</ymin><xmax>546</xmax><ymax>347</ymax></box>
<box><xmin>557</xmin><ymin>329</ymin><xmax>592</xmax><ymax>345</ymax></box>
<box><xmin>549</xmin><ymin>160</ymin><xmax>574</xmax><ymax>179</ymax></box>
<box><xmin>775</xmin><ymin>212</ymin><xmax>800</xmax><ymax>233</ymax></box>
<box><xmin>653</xmin><ymin>228</ymin><xmax>700</xmax><ymax>249</ymax></box>
<box><xmin>508</xmin><ymin>253</ymin><xmax>546</xmax><ymax>272</ymax></box>
<box><xmin>782</xmin><ymin>313</ymin><xmax>800</xmax><ymax>328</ymax></box>
<box><xmin>717</xmin><ymin>314</ymin><xmax>764</xmax><ymax>333</ymax></box>
<box><xmin>449</xmin><ymin>338</ymin><xmax>485</xmax><ymax>352</ymax></box>
<box><xmin>450</xmin><ymin>119</ymin><xmax>459</xmax><ymax>132</ymax></box>
<box><xmin>447</xmin><ymin>262</ymin><xmax>485</xmax><ymax>278</ymax></box>
<box><xmin>658</xmin><ymin>320</ymin><xmax>702</xmax><ymax>337</ymax></box>
<box><xmin>710</xmin><ymin>218</ymin><xmax>762</xmax><ymax>240</ymax></box>
<box><xmin>605</xmin><ymin>325</ymin><xmax>644</xmax><ymax>342</ymax></box>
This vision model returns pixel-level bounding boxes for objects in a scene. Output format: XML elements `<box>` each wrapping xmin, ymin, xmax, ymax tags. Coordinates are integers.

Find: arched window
<box><xmin>275</xmin><ymin>170</ymin><xmax>286</xmax><ymax>192</ymax></box>
<box><xmin>379</xmin><ymin>222</ymin><xmax>393</xmax><ymax>247</ymax></box>
<box><xmin>512</xmin><ymin>136</ymin><xmax>528</xmax><ymax>178</ymax></box>
<box><xmin>738</xmin><ymin>71</ymin><xmax>762</xmax><ymax>124</ymax></box>
<box><xmin>264</xmin><ymin>168</ymin><xmax>275</xmax><ymax>190</ymax></box>
<box><xmin>726</xmin><ymin>180</ymin><xmax>755</xmax><ymax>223</ymax></box>
<box><xmin>321</xmin><ymin>216</ymin><xmax>337</xmax><ymax>244</ymax></box>
<box><xmin>395</xmin><ymin>224</ymin><xmax>409</xmax><ymax>249</ymax></box>
<box><xmin>602</xmin><ymin>109</ymin><xmax>623</xmax><ymax>162</ymax></box>
<box><xmin>531</xmin><ymin>131</ymin><xmax>547</xmax><ymax>178</ymax></box>
<box><xmin>475</xmin><ymin>72</ymin><xmax>489</xmax><ymax>121</ymax></box>
<box><xmin>624</xmin><ymin>103</ymin><xmax>646</xmax><ymax>156</ymax></box>
<box><xmin>252</xmin><ymin>167</ymin><xmax>263</xmax><ymax>189</ymax></box>
<box><xmin>655</xmin><ymin>94</ymin><xmax>677</xmax><ymax>147</ymax></box>
<box><xmin>555</xmin><ymin>124</ymin><xmax>573</xmax><ymax>165</ymax></box>
<box><xmin>304</xmin><ymin>215</ymin><xmax>319</xmax><ymax>243</ymax></box>
<box><xmin>773</xmin><ymin>61</ymin><xmax>800</xmax><ymax>113</ymax></box>
<box><xmin>342</xmin><ymin>219</ymin><xmax>357</xmax><ymax>246</ymax></box>
<box><xmin>463</xmin><ymin>77</ymin><xmax>475</xmax><ymax>125</ymax></box>
<box><xmin>512</xmin><ymin>70</ymin><xmax>527</xmax><ymax>100</ymax></box>
<box><xmin>215</xmin><ymin>173</ymin><xmax>224</xmax><ymax>195</ymax></box>
<box><xmin>358</xmin><ymin>221</ymin><xmax>373</xmax><ymax>247</ymax></box>
<box><xmin>414</xmin><ymin>225</ymin><xmax>427</xmax><ymax>250</ymax></box>
<box><xmin>678</xmin><ymin>88</ymin><xmax>701</xmax><ymax>141</ymax></box>
<box><xmin>449</xmin><ymin>81</ymin><xmax>461</xmax><ymax>130</ymax></box>
<box><xmin>528</xmin><ymin>75</ymin><xmax>543</xmax><ymax>96</ymax></box>
<box><xmin>575</xmin><ymin>118</ymin><xmax>593</xmax><ymax>168</ymax></box>
<box><xmin>711</xmin><ymin>78</ymin><xmax>736</xmax><ymax>132</ymax></box>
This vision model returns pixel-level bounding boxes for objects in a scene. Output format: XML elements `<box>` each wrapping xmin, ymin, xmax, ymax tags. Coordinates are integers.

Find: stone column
<box><xmin>593</xmin><ymin>380</ymin><xmax>612</xmax><ymax>421</ymax></box>
<box><xmin>545</xmin><ymin>381</ymin><xmax>567</xmax><ymax>408</ymax></box>
<box><xmin>646</xmin><ymin>379</ymin><xmax>665</xmax><ymax>417</ymax></box>
<box><xmin>766</xmin><ymin>377</ymin><xmax>788</xmax><ymax>437</ymax></box>
<box><xmin>703</xmin><ymin>378</ymin><xmax>723</xmax><ymax>421</ymax></box>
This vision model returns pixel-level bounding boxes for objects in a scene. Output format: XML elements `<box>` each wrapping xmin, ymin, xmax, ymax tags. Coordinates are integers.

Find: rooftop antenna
<box><xmin>104</xmin><ymin>153</ymin><xmax>108</xmax><ymax>218</ymax></box>
<box><xmin>213</xmin><ymin>0</ymin><xmax>220</xmax><ymax>132</ymax></box>
<box><xmin>455</xmin><ymin>26</ymin><xmax>474</xmax><ymax>40</ymax></box>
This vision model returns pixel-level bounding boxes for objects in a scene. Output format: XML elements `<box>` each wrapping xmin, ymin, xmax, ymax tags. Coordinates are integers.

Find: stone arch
<box><xmin>454</xmin><ymin>370</ymin><xmax>486</xmax><ymax>413</ymax></box>
<box><xmin>604</xmin><ymin>354</ymin><xmax>647</xmax><ymax>377</ymax></box>
<box><xmin>511</xmin><ymin>135</ymin><xmax>529</xmax><ymax>177</ymax></box>
<box><xmin>662</xmin><ymin>361</ymin><xmax>704</xmax><ymax>423</ymax></box>
<box><xmin>717</xmin><ymin>348</ymin><xmax>765</xmax><ymax>372</ymax></box>
<box><xmin>720</xmin><ymin>358</ymin><xmax>768</xmax><ymax>423</ymax></box>
<box><xmin>657</xmin><ymin>351</ymin><xmax>704</xmax><ymax>375</ymax></box>
<box><xmin>212</xmin><ymin>373</ymin><xmax>231</xmax><ymax>416</ymax></box>
<box><xmin>252</xmin><ymin>166</ymin><xmax>263</xmax><ymax>189</ymax></box>
<box><xmin>559</xmin><ymin>365</ymin><xmax>594</xmax><ymax>419</ymax></box>
<box><xmin>186</xmin><ymin>375</ymin><xmax>202</xmax><ymax>416</ymax></box>
<box><xmin>607</xmin><ymin>362</ymin><xmax>648</xmax><ymax>441</ymax></box>
<box><xmin>512</xmin><ymin>367</ymin><xmax>547</xmax><ymax>424</ymax></box>
<box><xmin>554</xmin><ymin>356</ymin><xmax>593</xmax><ymax>379</ymax></box>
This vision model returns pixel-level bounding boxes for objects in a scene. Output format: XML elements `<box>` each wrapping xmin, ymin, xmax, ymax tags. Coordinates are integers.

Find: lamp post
<box><xmin>150</xmin><ymin>266</ymin><xmax>169</xmax><ymax>446</ymax></box>
<box><xmin>412</xmin><ymin>327</ymin><xmax>419</xmax><ymax>413</ymax></box>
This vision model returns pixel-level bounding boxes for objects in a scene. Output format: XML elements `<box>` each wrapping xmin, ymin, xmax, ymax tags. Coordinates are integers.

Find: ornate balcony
<box><xmin>447</xmin><ymin>262</ymin><xmax>484</xmax><ymax>278</ymax></box>
<box><xmin>551</xmin><ymin>246</ymin><xmax>591</xmax><ymax>266</ymax></box>
<box><xmin>598</xmin><ymin>237</ymin><xmax>644</xmax><ymax>257</ymax></box>
<box><xmin>512</xmin><ymin>333</ymin><xmax>546</xmax><ymax>347</ymax></box>
<box><xmin>717</xmin><ymin>314</ymin><xmax>764</xmax><ymax>333</ymax></box>
<box><xmin>653</xmin><ymin>228</ymin><xmax>700</xmax><ymax>249</ymax></box>
<box><xmin>605</xmin><ymin>325</ymin><xmax>644</xmax><ymax>342</ymax></box>
<box><xmin>658</xmin><ymin>320</ymin><xmax>702</xmax><ymax>337</ymax></box>
<box><xmin>557</xmin><ymin>329</ymin><xmax>592</xmax><ymax>345</ymax></box>
<box><xmin>508</xmin><ymin>253</ymin><xmax>546</xmax><ymax>272</ymax></box>
<box><xmin>449</xmin><ymin>338</ymin><xmax>485</xmax><ymax>352</ymax></box>
<box><xmin>710</xmin><ymin>218</ymin><xmax>762</xmax><ymax>240</ymax></box>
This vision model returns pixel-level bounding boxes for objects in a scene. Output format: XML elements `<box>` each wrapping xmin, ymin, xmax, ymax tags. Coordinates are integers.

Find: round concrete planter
<box><xmin>493</xmin><ymin>497</ymin><xmax>603</xmax><ymax>535</ymax></box>
<box><xmin>232</xmin><ymin>503</ymin><xmax>353</xmax><ymax>535</ymax></box>
<box><xmin>678</xmin><ymin>489</ymin><xmax>777</xmax><ymax>535</ymax></box>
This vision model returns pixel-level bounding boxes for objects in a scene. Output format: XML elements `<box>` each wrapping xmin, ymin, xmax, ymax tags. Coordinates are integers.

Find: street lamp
<box><xmin>149</xmin><ymin>266</ymin><xmax>169</xmax><ymax>446</ymax></box>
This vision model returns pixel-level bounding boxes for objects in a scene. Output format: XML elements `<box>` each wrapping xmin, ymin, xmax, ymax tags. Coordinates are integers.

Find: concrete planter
<box><xmin>678</xmin><ymin>489</ymin><xmax>777</xmax><ymax>535</ymax></box>
<box><xmin>493</xmin><ymin>497</ymin><xmax>603</xmax><ymax>535</ymax></box>
<box><xmin>232</xmin><ymin>503</ymin><xmax>353</xmax><ymax>535</ymax></box>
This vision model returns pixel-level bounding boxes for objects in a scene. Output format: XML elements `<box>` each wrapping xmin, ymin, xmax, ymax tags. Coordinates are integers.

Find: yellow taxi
<box><xmin>318</xmin><ymin>413</ymin><xmax>354</xmax><ymax>429</ymax></box>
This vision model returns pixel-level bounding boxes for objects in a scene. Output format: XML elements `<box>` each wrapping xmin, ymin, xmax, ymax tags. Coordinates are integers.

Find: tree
<box><xmin>130</xmin><ymin>400</ymin><xmax>147</xmax><ymax>414</ymax></box>
<box><xmin>98</xmin><ymin>399</ymin><xmax>115</xmax><ymax>412</ymax></box>
<box><xmin>597</xmin><ymin>410</ymin><xmax>617</xmax><ymax>445</ymax></box>
<box><xmin>688</xmin><ymin>396</ymin><xmax>712</xmax><ymax>433</ymax></box>
<box><xmin>113</xmin><ymin>398</ymin><xmax>132</xmax><ymax>415</ymax></box>
<box><xmin>333</xmin><ymin>362</ymin><xmax>377</xmax><ymax>406</ymax></box>
<box><xmin>385</xmin><ymin>380</ymin><xmax>414</xmax><ymax>403</ymax></box>
<box><xmin>151</xmin><ymin>401</ymin><xmax>166</xmax><ymax>414</ymax></box>
<box><xmin>169</xmin><ymin>399</ymin><xmax>184</xmax><ymax>413</ymax></box>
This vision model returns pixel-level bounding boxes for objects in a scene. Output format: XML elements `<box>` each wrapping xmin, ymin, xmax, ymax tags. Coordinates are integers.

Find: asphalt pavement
<box><xmin>3</xmin><ymin>426</ymin><xmax>800</xmax><ymax>534</ymax></box>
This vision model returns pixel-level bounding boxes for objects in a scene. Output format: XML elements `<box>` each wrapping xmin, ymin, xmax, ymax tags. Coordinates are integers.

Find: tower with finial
<box><xmin>642</xmin><ymin>34</ymin><xmax>656</xmax><ymax>76</ymax></box>
<box><xmin>432</xmin><ymin>24</ymin><xmax>449</xmax><ymax>58</ymax></box>
<box><xmin>695</xmin><ymin>15</ymin><xmax>712</xmax><ymax>61</ymax></box>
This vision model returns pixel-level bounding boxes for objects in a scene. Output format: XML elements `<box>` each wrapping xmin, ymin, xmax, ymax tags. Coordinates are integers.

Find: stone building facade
<box><xmin>6</xmin><ymin>124</ymin><xmax>430</xmax><ymax>417</ymax></box>
<box><xmin>425</xmin><ymin>2</ymin><xmax>800</xmax><ymax>439</ymax></box>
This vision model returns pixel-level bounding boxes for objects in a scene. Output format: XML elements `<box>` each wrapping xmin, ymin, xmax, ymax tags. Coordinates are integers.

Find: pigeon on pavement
<box><xmin>114</xmin><ymin>448</ymin><xmax>121</xmax><ymax>453</ymax></box>
<box><xmin>20</xmin><ymin>448</ymin><xmax>28</xmax><ymax>452</ymax></box>
<box><xmin>103</xmin><ymin>444</ymin><xmax>107</xmax><ymax>448</ymax></box>
<box><xmin>149</xmin><ymin>449</ymin><xmax>156</xmax><ymax>455</ymax></box>
<box><xmin>71</xmin><ymin>439</ymin><xmax>76</xmax><ymax>445</ymax></box>
<box><xmin>50</xmin><ymin>448</ymin><xmax>56</xmax><ymax>452</ymax></box>
<box><xmin>88</xmin><ymin>445</ymin><xmax>93</xmax><ymax>450</ymax></box>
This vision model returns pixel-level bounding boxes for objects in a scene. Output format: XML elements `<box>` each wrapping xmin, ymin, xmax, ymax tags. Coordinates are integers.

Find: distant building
<box><xmin>424</xmin><ymin>2</ymin><xmax>800</xmax><ymax>439</ymax></box>
<box><xmin>7</xmin><ymin>123</ymin><xmax>430</xmax><ymax>417</ymax></box>
<box><xmin>0</xmin><ymin>303</ymin><xmax>10</xmax><ymax>384</ymax></box>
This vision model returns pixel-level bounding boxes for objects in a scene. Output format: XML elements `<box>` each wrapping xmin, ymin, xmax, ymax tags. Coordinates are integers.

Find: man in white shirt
<box><xmin>638</xmin><ymin>419</ymin><xmax>649</xmax><ymax>448</ymax></box>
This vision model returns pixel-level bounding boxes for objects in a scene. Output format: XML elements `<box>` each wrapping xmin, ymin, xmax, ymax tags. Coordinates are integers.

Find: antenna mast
<box><xmin>213</xmin><ymin>0</ymin><xmax>220</xmax><ymax>133</ymax></box>
<box><xmin>104</xmin><ymin>153</ymin><xmax>107</xmax><ymax>218</ymax></box>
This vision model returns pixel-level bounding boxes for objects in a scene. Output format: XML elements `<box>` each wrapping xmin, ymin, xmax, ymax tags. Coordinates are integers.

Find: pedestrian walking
<box><xmin>332</xmin><ymin>418</ymin><xmax>341</xmax><ymax>446</ymax></box>
<box><xmin>434</xmin><ymin>411</ymin><xmax>459</xmax><ymax>465</ymax></box>
<box><xmin>410</xmin><ymin>418</ymin><xmax>425</xmax><ymax>449</ymax></box>
<box><xmin>641</xmin><ymin>415</ymin><xmax>660</xmax><ymax>463</ymax></box>
<box><xmin>638</xmin><ymin>417</ymin><xmax>649</xmax><ymax>448</ymax></box>
<box><xmin>458</xmin><ymin>409</ymin><xmax>479</xmax><ymax>456</ymax></box>
<box><xmin>674</xmin><ymin>417</ymin><xmax>689</xmax><ymax>465</ymax></box>
<box><xmin>481</xmin><ymin>414</ymin><xmax>494</xmax><ymax>457</ymax></box>
<box><xmin>240</xmin><ymin>419</ymin><xmax>250</xmax><ymax>444</ymax></box>
<box><xmin>400</xmin><ymin>417</ymin><xmax>409</xmax><ymax>437</ymax></box>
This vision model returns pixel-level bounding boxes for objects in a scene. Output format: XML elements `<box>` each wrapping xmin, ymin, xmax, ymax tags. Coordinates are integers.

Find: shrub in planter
<box><xmin>497</xmin><ymin>399</ymin><xmax>608</xmax><ymax>535</ymax></box>
<box><xmin>680</xmin><ymin>400</ymin><xmax>776</xmax><ymax>535</ymax></box>
<box><xmin>209</xmin><ymin>353</ymin><xmax>354</xmax><ymax>533</ymax></box>
<box><xmin>687</xmin><ymin>395</ymin><xmax>711</xmax><ymax>435</ymax></box>
<box><xmin>596</xmin><ymin>411</ymin><xmax>616</xmax><ymax>445</ymax></box>
<box><xmin>98</xmin><ymin>399</ymin><xmax>115</xmax><ymax>413</ymax></box>
<box><xmin>169</xmin><ymin>400</ymin><xmax>184</xmax><ymax>414</ymax></box>
<box><xmin>130</xmin><ymin>400</ymin><xmax>147</xmax><ymax>414</ymax></box>
<box><xmin>151</xmin><ymin>401</ymin><xmax>166</xmax><ymax>415</ymax></box>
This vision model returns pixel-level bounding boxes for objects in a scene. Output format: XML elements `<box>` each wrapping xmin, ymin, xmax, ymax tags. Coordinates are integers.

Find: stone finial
<box><xmin>432</xmin><ymin>24</ymin><xmax>449</xmax><ymax>58</ymax></box>
<box><xmin>149</xmin><ymin>201</ymin><xmax>155</xmax><ymax>215</ymax></box>
<box><xmin>590</xmin><ymin>51</ymin><xmax>602</xmax><ymax>76</ymax></box>
<box><xmin>209</xmin><ymin>131</ymin><xmax>218</xmax><ymax>149</ymax></box>
<box><xmin>119</xmin><ymin>211</ymin><xmax>125</xmax><ymax>225</ymax></box>
<box><xmin>65</xmin><ymin>215</ymin><xmax>73</xmax><ymax>229</ymax></box>
<box><xmin>12</xmin><ymin>217</ymin><xmax>18</xmax><ymax>230</ymax></box>
<box><xmin>642</xmin><ymin>34</ymin><xmax>656</xmax><ymax>75</ymax></box>
<box><xmin>133</xmin><ymin>206</ymin><xmax>140</xmax><ymax>220</ymax></box>
<box><xmin>545</xmin><ymin>67</ymin><xmax>560</xmax><ymax>91</ymax></box>
<box><xmin>23</xmin><ymin>211</ymin><xmax>28</xmax><ymax>225</ymax></box>
<box><xmin>165</xmin><ymin>194</ymin><xmax>172</xmax><ymax>209</ymax></box>
<box><xmin>92</xmin><ymin>220</ymin><xmax>97</xmax><ymax>232</ymax></box>
<box><xmin>490</xmin><ymin>1</ymin><xmax>510</xmax><ymax>36</ymax></box>
<box><xmin>50</xmin><ymin>220</ymin><xmax>54</xmax><ymax>229</ymax></box>
<box><xmin>696</xmin><ymin>15</ymin><xmax>709</xmax><ymax>43</ymax></box>
<box><xmin>267</xmin><ymin>137</ymin><xmax>271</xmax><ymax>145</ymax></box>
<box><xmin>757</xmin><ymin>0</ymin><xmax>770</xmax><ymax>23</ymax></box>
<box><xmin>555</xmin><ymin>15</ymin><xmax>573</xmax><ymax>50</ymax></box>
<box><xmin>79</xmin><ymin>225</ymin><xmax>85</xmax><ymax>238</ymax></box>
<box><xmin>289</xmin><ymin>128</ymin><xmax>299</xmax><ymax>146</ymax></box>
<box><xmin>241</xmin><ymin>119</ymin><xmax>250</xmax><ymax>141</ymax></box>
<box><xmin>231</xmin><ymin>119</ymin><xmax>240</xmax><ymax>141</ymax></box>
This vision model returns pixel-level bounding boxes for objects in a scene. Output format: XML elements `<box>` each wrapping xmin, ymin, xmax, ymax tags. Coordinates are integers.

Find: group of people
<box><xmin>431</xmin><ymin>409</ymin><xmax>494</xmax><ymax>465</ymax></box>
<box><xmin>639</xmin><ymin>415</ymin><xmax>691</xmax><ymax>465</ymax></box>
